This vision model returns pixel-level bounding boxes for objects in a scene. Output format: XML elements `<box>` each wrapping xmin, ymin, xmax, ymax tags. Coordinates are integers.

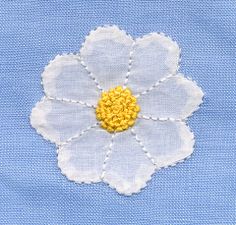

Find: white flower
<box><xmin>30</xmin><ymin>25</ymin><xmax>203</xmax><ymax>195</ymax></box>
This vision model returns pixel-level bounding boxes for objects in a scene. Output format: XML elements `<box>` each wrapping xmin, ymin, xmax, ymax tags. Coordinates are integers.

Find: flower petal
<box><xmin>103</xmin><ymin>130</ymin><xmax>155</xmax><ymax>195</ymax></box>
<box><xmin>42</xmin><ymin>54</ymin><xmax>100</xmax><ymax>106</ymax></box>
<box><xmin>138</xmin><ymin>75</ymin><xmax>204</xmax><ymax>120</ymax></box>
<box><xmin>58</xmin><ymin>127</ymin><xmax>111</xmax><ymax>183</ymax></box>
<box><xmin>133</xmin><ymin>119</ymin><xmax>194</xmax><ymax>168</ymax></box>
<box><xmin>30</xmin><ymin>98</ymin><xmax>97</xmax><ymax>144</ymax></box>
<box><xmin>80</xmin><ymin>25</ymin><xmax>134</xmax><ymax>90</ymax></box>
<box><xmin>127</xmin><ymin>33</ymin><xmax>180</xmax><ymax>95</ymax></box>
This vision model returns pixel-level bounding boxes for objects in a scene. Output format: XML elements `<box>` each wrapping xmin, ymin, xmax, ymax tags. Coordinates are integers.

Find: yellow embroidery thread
<box><xmin>96</xmin><ymin>86</ymin><xmax>140</xmax><ymax>133</ymax></box>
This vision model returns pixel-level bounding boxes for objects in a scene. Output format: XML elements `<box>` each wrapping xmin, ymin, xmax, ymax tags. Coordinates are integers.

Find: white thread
<box><xmin>79</xmin><ymin>25</ymin><xmax>120</xmax><ymax>93</ymax></box>
<box><xmin>78</xmin><ymin>57</ymin><xmax>104</xmax><ymax>92</ymax></box>
<box><xmin>46</xmin><ymin>95</ymin><xmax>96</xmax><ymax>108</ymax></box>
<box><xmin>160</xmin><ymin>155</ymin><xmax>192</xmax><ymax>169</ymax></box>
<box><xmin>80</xmin><ymin>24</ymin><xmax>137</xmax><ymax>92</ymax></box>
<box><xmin>131</xmin><ymin>128</ymin><xmax>194</xmax><ymax>170</ymax></box>
<box><xmin>72</xmin><ymin>53</ymin><xmax>103</xmax><ymax>92</ymax></box>
<box><xmin>131</xmin><ymin>129</ymin><xmax>157</xmax><ymax>166</ymax></box>
<box><xmin>133</xmin><ymin>32</ymin><xmax>181</xmax><ymax>98</ymax></box>
<box><xmin>135</xmin><ymin>74</ymin><xmax>174</xmax><ymax>97</ymax></box>
<box><xmin>123</xmin><ymin>40</ymin><xmax>136</xmax><ymax>87</ymax></box>
<box><xmin>100</xmin><ymin>133</ymin><xmax>115</xmax><ymax>180</ymax></box>
<box><xmin>138</xmin><ymin>114</ymin><xmax>184</xmax><ymax>122</ymax></box>
<box><xmin>31</xmin><ymin>26</ymin><xmax>202</xmax><ymax>195</ymax></box>
<box><xmin>59</xmin><ymin>123</ymin><xmax>99</xmax><ymax>148</ymax></box>
<box><xmin>41</xmin><ymin>53</ymin><xmax>102</xmax><ymax>107</ymax></box>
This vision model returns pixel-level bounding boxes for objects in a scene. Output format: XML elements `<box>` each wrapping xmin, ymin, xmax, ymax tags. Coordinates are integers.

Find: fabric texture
<box><xmin>30</xmin><ymin>26</ymin><xmax>203</xmax><ymax>195</ymax></box>
<box><xmin>0</xmin><ymin>0</ymin><xmax>235</xmax><ymax>224</ymax></box>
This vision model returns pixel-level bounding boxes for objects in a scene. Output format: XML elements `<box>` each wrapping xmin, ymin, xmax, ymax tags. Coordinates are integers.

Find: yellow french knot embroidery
<box><xmin>96</xmin><ymin>86</ymin><xmax>140</xmax><ymax>133</ymax></box>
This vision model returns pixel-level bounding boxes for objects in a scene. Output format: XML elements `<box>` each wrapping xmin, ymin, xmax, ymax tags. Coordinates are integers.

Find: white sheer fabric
<box><xmin>80</xmin><ymin>25</ymin><xmax>134</xmax><ymax>90</ymax></box>
<box><xmin>127</xmin><ymin>33</ymin><xmax>180</xmax><ymax>95</ymax></box>
<box><xmin>103</xmin><ymin>130</ymin><xmax>156</xmax><ymax>195</ymax></box>
<box><xmin>31</xmin><ymin>25</ymin><xmax>203</xmax><ymax>195</ymax></box>
<box><xmin>30</xmin><ymin>98</ymin><xmax>96</xmax><ymax>144</ymax></box>
<box><xmin>137</xmin><ymin>75</ymin><xmax>203</xmax><ymax>120</ymax></box>
<box><xmin>58</xmin><ymin>127</ymin><xmax>111</xmax><ymax>183</ymax></box>
<box><xmin>133</xmin><ymin>119</ymin><xmax>194</xmax><ymax>168</ymax></box>
<box><xmin>42</xmin><ymin>54</ymin><xmax>100</xmax><ymax>106</ymax></box>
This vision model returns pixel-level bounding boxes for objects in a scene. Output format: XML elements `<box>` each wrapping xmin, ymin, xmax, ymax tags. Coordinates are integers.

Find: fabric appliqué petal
<box><xmin>30</xmin><ymin>25</ymin><xmax>204</xmax><ymax>196</ymax></box>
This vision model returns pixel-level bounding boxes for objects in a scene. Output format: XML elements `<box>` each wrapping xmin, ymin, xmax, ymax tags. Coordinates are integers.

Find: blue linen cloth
<box><xmin>0</xmin><ymin>0</ymin><xmax>235</xmax><ymax>224</ymax></box>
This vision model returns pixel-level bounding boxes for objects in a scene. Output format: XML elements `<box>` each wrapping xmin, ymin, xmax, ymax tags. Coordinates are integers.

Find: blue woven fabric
<box><xmin>0</xmin><ymin>1</ymin><xmax>235</xmax><ymax>224</ymax></box>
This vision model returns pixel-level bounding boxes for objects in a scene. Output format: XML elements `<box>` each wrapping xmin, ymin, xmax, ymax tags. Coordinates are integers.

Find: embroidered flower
<box><xmin>30</xmin><ymin>25</ymin><xmax>203</xmax><ymax>195</ymax></box>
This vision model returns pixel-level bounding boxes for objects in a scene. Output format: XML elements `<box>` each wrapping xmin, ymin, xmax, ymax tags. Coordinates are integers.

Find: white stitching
<box><xmin>58</xmin><ymin>123</ymin><xmax>99</xmax><ymax>148</ymax></box>
<box><xmin>135</xmin><ymin>74</ymin><xmax>174</xmax><ymax>97</ymax></box>
<box><xmin>124</xmin><ymin>40</ymin><xmax>136</xmax><ymax>87</ymax></box>
<box><xmin>138</xmin><ymin>114</ymin><xmax>184</xmax><ymax>122</ymax></box>
<box><xmin>79</xmin><ymin>25</ymin><xmax>121</xmax><ymax>92</ymax></box>
<box><xmin>79</xmin><ymin>37</ymin><xmax>104</xmax><ymax>92</ymax></box>
<box><xmin>100</xmin><ymin>133</ymin><xmax>115</xmax><ymax>180</ymax></box>
<box><xmin>131</xmin><ymin>128</ymin><xmax>193</xmax><ymax>170</ymax></box>
<box><xmin>133</xmin><ymin>32</ymin><xmax>181</xmax><ymax>98</ymax></box>
<box><xmin>41</xmin><ymin>53</ymin><xmax>102</xmax><ymax>107</ymax></box>
<box><xmin>131</xmin><ymin>129</ymin><xmax>157</xmax><ymax>166</ymax></box>
<box><xmin>73</xmin><ymin>53</ymin><xmax>103</xmax><ymax>92</ymax></box>
<box><xmin>78</xmin><ymin>57</ymin><xmax>104</xmax><ymax>92</ymax></box>
<box><xmin>79</xmin><ymin>25</ymin><xmax>137</xmax><ymax>92</ymax></box>
<box><xmin>33</xmin><ymin>26</ymin><xmax>202</xmax><ymax>195</ymax></box>
<box><xmin>46</xmin><ymin>95</ymin><xmax>96</xmax><ymax>108</ymax></box>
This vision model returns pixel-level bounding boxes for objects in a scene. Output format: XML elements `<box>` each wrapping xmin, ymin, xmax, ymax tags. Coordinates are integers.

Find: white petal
<box><xmin>133</xmin><ymin>119</ymin><xmax>194</xmax><ymax>168</ymax></box>
<box><xmin>58</xmin><ymin>127</ymin><xmax>111</xmax><ymax>183</ymax></box>
<box><xmin>138</xmin><ymin>75</ymin><xmax>204</xmax><ymax>120</ymax></box>
<box><xmin>127</xmin><ymin>33</ymin><xmax>180</xmax><ymax>94</ymax></box>
<box><xmin>103</xmin><ymin>130</ymin><xmax>155</xmax><ymax>195</ymax></box>
<box><xmin>42</xmin><ymin>54</ymin><xmax>100</xmax><ymax>106</ymax></box>
<box><xmin>30</xmin><ymin>98</ymin><xmax>97</xmax><ymax>144</ymax></box>
<box><xmin>80</xmin><ymin>25</ymin><xmax>134</xmax><ymax>90</ymax></box>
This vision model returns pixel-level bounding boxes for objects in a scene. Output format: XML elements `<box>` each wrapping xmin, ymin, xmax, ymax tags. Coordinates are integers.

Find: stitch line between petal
<box><xmin>138</xmin><ymin>114</ymin><xmax>185</xmax><ymax>122</ymax></box>
<box><xmin>77</xmin><ymin>56</ymin><xmax>104</xmax><ymax>92</ymax></box>
<box><xmin>131</xmin><ymin>129</ymin><xmax>157</xmax><ymax>166</ymax></box>
<box><xmin>46</xmin><ymin>95</ymin><xmax>96</xmax><ymax>108</ymax></box>
<box><xmin>128</xmin><ymin>32</ymin><xmax>181</xmax><ymax>97</ymax></box>
<box><xmin>123</xmin><ymin>40</ymin><xmax>136</xmax><ymax>87</ymax></box>
<box><xmin>135</xmin><ymin>74</ymin><xmax>174</xmax><ymax>97</ymax></box>
<box><xmin>132</xmin><ymin>124</ymin><xmax>195</xmax><ymax>170</ymax></box>
<box><xmin>100</xmin><ymin>133</ymin><xmax>115</xmax><ymax>180</ymax></box>
<box><xmin>30</xmin><ymin>25</ymin><xmax>203</xmax><ymax>196</ymax></box>
<box><xmin>58</xmin><ymin>123</ymin><xmax>99</xmax><ymax>148</ymax></box>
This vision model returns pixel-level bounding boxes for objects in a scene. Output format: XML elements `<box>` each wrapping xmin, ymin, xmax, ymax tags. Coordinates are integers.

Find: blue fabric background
<box><xmin>0</xmin><ymin>1</ymin><xmax>235</xmax><ymax>224</ymax></box>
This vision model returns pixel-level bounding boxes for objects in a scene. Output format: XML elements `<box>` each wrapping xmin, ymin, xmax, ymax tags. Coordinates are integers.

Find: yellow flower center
<box><xmin>96</xmin><ymin>86</ymin><xmax>140</xmax><ymax>133</ymax></box>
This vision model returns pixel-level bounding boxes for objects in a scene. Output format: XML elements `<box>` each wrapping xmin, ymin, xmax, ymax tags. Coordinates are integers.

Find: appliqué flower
<box><xmin>30</xmin><ymin>25</ymin><xmax>203</xmax><ymax>195</ymax></box>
